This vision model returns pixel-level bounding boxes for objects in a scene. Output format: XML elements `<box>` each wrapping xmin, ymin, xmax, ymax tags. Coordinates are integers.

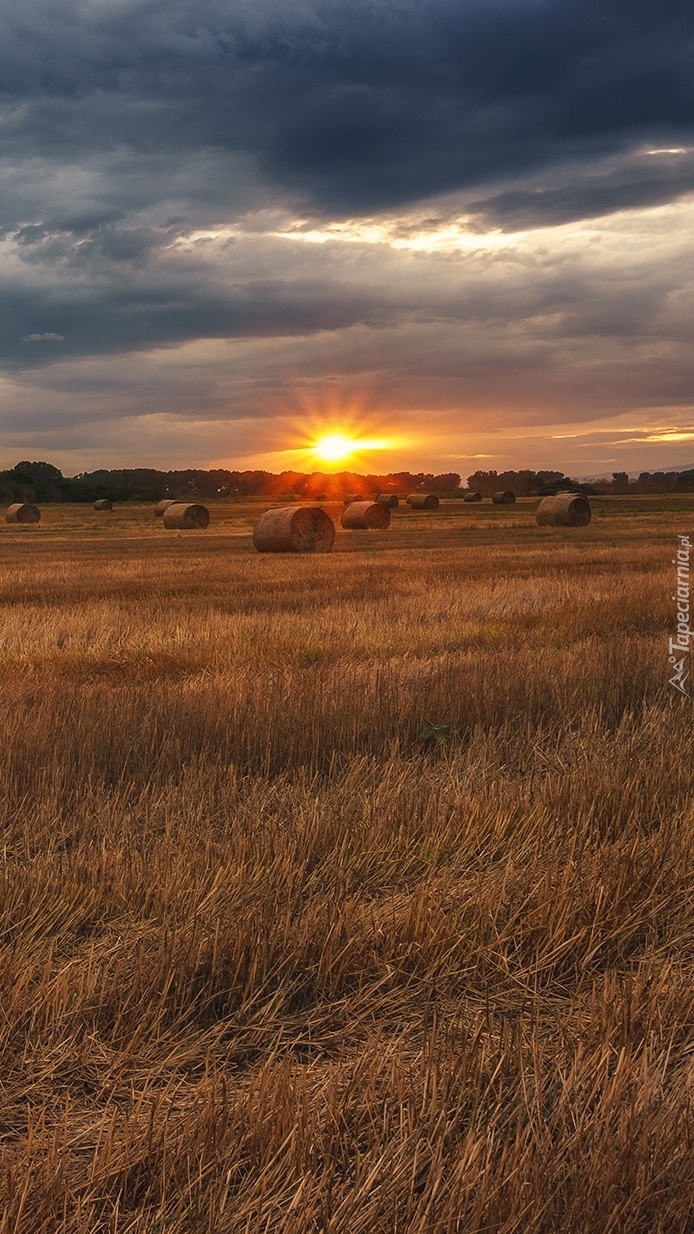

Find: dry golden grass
<box><xmin>0</xmin><ymin>496</ymin><xmax>692</xmax><ymax>1232</ymax></box>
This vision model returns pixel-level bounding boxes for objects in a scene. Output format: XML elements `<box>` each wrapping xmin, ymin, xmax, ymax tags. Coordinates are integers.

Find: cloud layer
<box><xmin>1</xmin><ymin>0</ymin><xmax>693</xmax><ymax>471</ymax></box>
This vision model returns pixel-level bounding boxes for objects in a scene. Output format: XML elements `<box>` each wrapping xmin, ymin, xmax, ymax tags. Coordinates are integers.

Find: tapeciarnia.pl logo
<box><xmin>669</xmin><ymin>534</ymin><xmax>691</xmax><ymax>697</ymax></box>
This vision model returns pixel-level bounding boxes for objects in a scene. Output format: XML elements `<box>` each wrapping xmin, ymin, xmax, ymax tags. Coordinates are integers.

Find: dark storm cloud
<box><xmin>0</xmin><ymin>267</ymin><xmax>399</xmax><ymax>367</ymax></box>
<box><xmin>239</xmin><ymin>0</ymin><xmax>694</xmax><ymax>214</ymax></box>
<box><xmin>467</xmin><ymin>150</ymin><xmax>694</xmax><ymax>230</ymax></box>
<box><xmin>2</xmin><ymin>0</ymin><xmax>693</xmax><ymax>223</ymax></box>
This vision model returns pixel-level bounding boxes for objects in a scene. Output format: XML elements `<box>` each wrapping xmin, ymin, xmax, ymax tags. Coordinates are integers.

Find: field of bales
<box><xmin>0</xmin><ymin>495</ymin><xmax>692</xmax><ymax>1233</ymax></box>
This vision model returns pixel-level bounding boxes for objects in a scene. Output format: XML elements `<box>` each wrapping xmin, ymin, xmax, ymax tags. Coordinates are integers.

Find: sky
<box><xmin>1</xmin><ymin>0</ymin><xmax>694</xmax><ymax>478</ymax></box>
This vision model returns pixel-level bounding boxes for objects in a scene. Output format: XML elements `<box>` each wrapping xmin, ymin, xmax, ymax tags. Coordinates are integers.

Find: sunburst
<box><xmin>312</xmin><ymin>433</ymin><xmax>356</xmax><ymax>464</ymax></box>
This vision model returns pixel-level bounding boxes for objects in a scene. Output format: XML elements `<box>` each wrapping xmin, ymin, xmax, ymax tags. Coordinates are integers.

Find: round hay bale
<box><xmin>463</xmin><ymin>491</ymin><xmax>482</xmax><ymax>503</ymax></box>
<box><xmin>162</xmin><ymin>503</ymin><xmax>210</xmax><ymax>529</ymax></box>
<box><xmin>341</xmin><ymin>500</ymin><xmax>390</xmax><ymax>530</ymax></box>
<box><xmin>154</xmin><ymin>499</ymin><xmax>178</xmax><ymax>517</ymax></box>
<box><xmin>492</xmin><ymin>490</ymin><xmax>516</xmax><ymax>504</ymax></box>
<box><xmin>376</xmin><ymin>493</ymin><xmax>399</xmax><ymax>508</ymax></box>
<box><xmin>253</xmin><ymin>506</ymin><xmax>335</xmax><ymax>553</ymax></box>
<box><xmin>314</xmin><ymin>492</ymin><xmax>328</xmax><ymax>501</ymax></box>
<box><xmin>6</xmin><ymin>503</ymin><xmax>40</xmax><ymax>525</ymax></box>
<box><xmin>536</xmin><ymin>494</ymin><xmax>592</xmax><ymax>527</ymax></box>
<box><xmin>93</xmin><ymin>499</ymin><xmax>113</xmax><ymax>511</ymax></box>
<box><xmin>407</xmin><ymin>493</ymin><xmax>439</xmax><ymax>510</ymax></box>
<box><xmin>343</xmin><ymin>493</ymin><xmax>364</xmax><ymax>506</ymax></box>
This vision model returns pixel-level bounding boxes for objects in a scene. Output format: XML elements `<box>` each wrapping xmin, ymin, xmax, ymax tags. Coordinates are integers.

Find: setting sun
<box><xmin>313</xmin><ymin>433</ymin><xmax>356</xmax><ymax>463</ymax></box>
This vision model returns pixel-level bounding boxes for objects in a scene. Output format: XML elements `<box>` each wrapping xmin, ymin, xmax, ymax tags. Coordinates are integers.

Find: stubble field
<box><xmin>0</xmin><ymin>495</ymin><xmax>692</xmax><ymax>1233</ymax></box>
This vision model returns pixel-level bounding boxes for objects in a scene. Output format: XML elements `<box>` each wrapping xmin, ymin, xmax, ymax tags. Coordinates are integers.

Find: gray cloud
<box><xmin>21</xmin><ymin>332</ymin><xmax>65</xmax><ymax>342</ymax></box>
<box><xmin>466</xmin><ymin>149</ymin><xmax>694</xmax><ymax>229</ymax></box>
<box><xmin>0</xmin><ymin>212</ymin><xmax>674</xmax><ymax>366</ymax></box>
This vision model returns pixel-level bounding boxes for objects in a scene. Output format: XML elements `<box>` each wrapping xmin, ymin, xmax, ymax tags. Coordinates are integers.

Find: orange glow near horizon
<box><xmin>236</xmin><ymin>390</ymin><xmax>411</xmax><ymax>473</ymax></box>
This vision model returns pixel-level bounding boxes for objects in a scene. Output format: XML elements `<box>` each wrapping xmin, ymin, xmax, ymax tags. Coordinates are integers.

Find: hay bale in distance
<box><xmin>536</xmin><ymin>494</ymin><xmax>592</xmax><ymax>527</ymax></box>
<box><xmin>253</xmin><ymin>506</ymin><xmax>336</xmax><ymax>553</ymax></box>
<box><xmin>341</xmin><ymin>501</ymin><xmax>391</xmax><ymax>530</ymax></box>
<box><xmin>463</xmin><ymin>491</ymin><xmax>482</xmax><ymax>503</ymax></box>
<box><xmin>6</xmin><ymin>503</ymin><xmax>40</xmax><ymax>524</ymax></box>
<box><xmin>162</xmin><ymin>503</ymin><xmax>210</xmax><ymax>529</ymax></box>
<box><xmin>93</xmin><ymin>499</ymin><xmax>113</xmax><ymax>511</ymax></box>
<box><xmin>343</xmin><ymin>493</ymin><xmax>364</xmax><ymax>506</ymax></box>
<box><xmin>376</xmin><ymin>493</ymin><xmax>399</xmax><ymax>508</ymax></box>
<box><xmin>154</xmin><ymin>499</ymin><xmax>178</xmax><ymax>517</ymax></box>
<box><xmin>492</xmin><ymin>490</ymin><xmax>516</xmax><ymax>504</ymax></box>
<box><xmin>407</xmin><ymin>493</ymin><xmax>439</xmax><ymax>510</ymax></box>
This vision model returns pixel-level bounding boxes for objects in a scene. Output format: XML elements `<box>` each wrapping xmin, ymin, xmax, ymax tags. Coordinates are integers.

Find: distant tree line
<box><xmin>1</xmin><ymin>460</ymin><xmax>692</xmax><ymax>504</ymax></box>
<box><xmin>464</xmin><ymin>469</ymin><xmax>580</xmax><ymax>496</ymax></box>
<box><xmin>464</xmin><ymin>467</ymin><xmax>694</xmax><ymax>495</ymax></box>
<box><xmin>599</xmin><ymin>470</ymin><xmax>694</xmax><ymax>493</ymax></box>
<box><xmin>0</xmin><ymin>462</ymin><xmax>466</xmax><ymax>504</ymax></box>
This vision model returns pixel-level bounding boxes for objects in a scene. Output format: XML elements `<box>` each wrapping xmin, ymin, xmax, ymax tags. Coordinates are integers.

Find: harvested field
<box><xmin>0</xmin><ymin>494</ymin><xmax>691</xmax><ymax>1232</ymax></box>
